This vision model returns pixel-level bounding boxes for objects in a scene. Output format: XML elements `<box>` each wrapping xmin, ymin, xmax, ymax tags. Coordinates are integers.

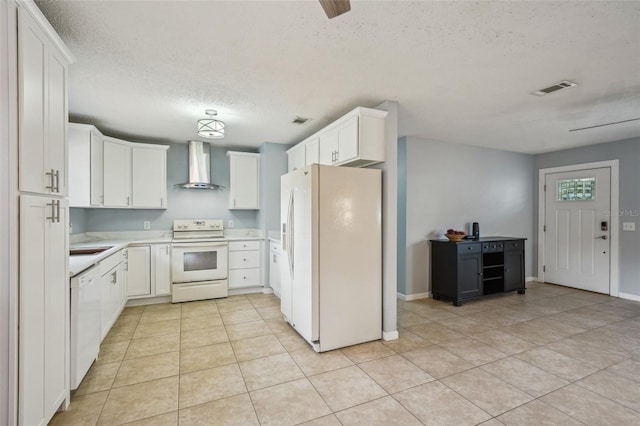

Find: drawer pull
<box><xmin>468</xmin><ymin>247</ymin><xmax>472</xmax><ymax>250</ymax></box>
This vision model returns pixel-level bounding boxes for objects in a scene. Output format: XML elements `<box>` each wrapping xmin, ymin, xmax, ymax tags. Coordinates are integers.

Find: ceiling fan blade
<box><xmin>319</xmin><ymin>0</ymin><xmax>351</xmax><ymax>19</ymax></box>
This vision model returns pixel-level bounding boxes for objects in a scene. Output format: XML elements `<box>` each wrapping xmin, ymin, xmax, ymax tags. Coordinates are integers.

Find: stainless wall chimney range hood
<box><xmin>176</xmin><ymin>141</ymin><xmax>224</xmax><ymax>190</ymax></box>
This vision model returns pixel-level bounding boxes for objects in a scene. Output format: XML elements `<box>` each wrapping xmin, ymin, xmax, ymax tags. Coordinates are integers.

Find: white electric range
<box><xmin>171</xmin><ymin>219</ymin><xmax>228</xmax><ymax>303</ymax></box>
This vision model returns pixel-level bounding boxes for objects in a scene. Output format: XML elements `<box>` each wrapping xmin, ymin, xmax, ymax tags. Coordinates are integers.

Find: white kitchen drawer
<box><xmin>99</xmin><ymin>250</ymin><xmax>122</xmax><ymax>275</ymax></box>
<box><xmin>229</xmin><ymin>268</ymin><xmax>260</xmax><ymax>288</ymax></box>
<box><xmin>172</xmin><ymin>280</ymin><xmax>228</xmax><ymax>303</ymax></box>
<box><xmin>229</xmin><ymin>240</ymin><xmax>260</xmax><ymax>251</ymax></box>
<box><xmin>229</xmin><ymin>250</ymin><xmax>260</xmax><ymax>269</ymax></box>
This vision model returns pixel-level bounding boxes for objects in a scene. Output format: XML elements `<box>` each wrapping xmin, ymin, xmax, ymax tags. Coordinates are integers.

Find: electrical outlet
<box><xmin>144</xmin><ymin>221</ymin><xmax>151</xmax><ymax>230</ymax></box>
<box><xmin>623</xmin><ymin>222</ymin><xmax>636</xmax><ymax>231</ymax></box>
<box><xmin>228</xmin><ymin>220</ymin><xmax>234</xmax><ymax>228</ymax></box>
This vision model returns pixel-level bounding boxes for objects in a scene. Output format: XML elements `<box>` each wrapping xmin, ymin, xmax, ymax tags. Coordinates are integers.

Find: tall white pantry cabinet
<box><xmin>14</xmin><ymin>1</ymin><xmax>75</xmax><ymax>425</ymax></box>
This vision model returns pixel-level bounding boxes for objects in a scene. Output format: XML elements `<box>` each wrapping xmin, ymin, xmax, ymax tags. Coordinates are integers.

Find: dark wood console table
<box><xmin>430</xmin><ymin>237</ymin><xmax>526</xmax><ymax>306</ymax></box>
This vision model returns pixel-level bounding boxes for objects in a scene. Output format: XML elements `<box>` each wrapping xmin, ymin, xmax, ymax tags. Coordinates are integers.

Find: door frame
<box><xmin>537</xmin><ymin>160</ymin><xmax>620</xmax><ymax>296</ymax></box>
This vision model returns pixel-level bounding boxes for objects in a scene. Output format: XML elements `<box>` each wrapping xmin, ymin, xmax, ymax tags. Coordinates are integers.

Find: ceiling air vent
<box><xmin>292</xmin><ymin>116</ymin><xmax>311</xmax><ymax>125</ymax></box>
<box><xmin>531</xmin><ymin>80</ymin><xmax>578</xmax><ymax>96</ymax></box>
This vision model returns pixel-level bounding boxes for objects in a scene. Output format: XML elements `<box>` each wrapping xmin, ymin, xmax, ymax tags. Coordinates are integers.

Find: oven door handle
<box><xmin>171</xmin><ymin>242</ymin><xmax>228</xmax><ymax>248</ymax></box>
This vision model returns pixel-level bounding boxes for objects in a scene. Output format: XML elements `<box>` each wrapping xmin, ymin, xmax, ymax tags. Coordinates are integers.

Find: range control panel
<box><xmin>173</xmin><ymin>219</ymin><xmax>224</xmax><ymax>231</ymax></box>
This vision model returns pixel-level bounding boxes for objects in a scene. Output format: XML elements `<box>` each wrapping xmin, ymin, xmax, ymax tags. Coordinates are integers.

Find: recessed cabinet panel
<box><xmin>337</xmin><ymin>116</ymin><xmax>358</xmax><ymax>163</ymax></box>
<box><xmin>18</xmin><ymin>14</ymin><xmax>47</xmax><ymax>195</ymax></box>
<box><xmin>288</xmin><ymin>145</ymin><xmax>305</xmax><ymax>172</ymax></box>
<box><xmin>127</xmin><ymin>246</ymin><xmax>151</xmax><ymax>297</ymax></box>
<box><xmin>228</xmin><ymin>152</ymin><xmax>260</xmax><ymax>210</ymax></box>
<box><xmin>132</xmin><ymin>147</ymin><xmax>167</xmax><ymax>208</ymax></box>
<box><xmin>457</xmin><ymin>254</ymin><xmax>482</xmax><ymax>298</ymax></box>
<box><xmin>47</xmin><ymin>51</ymin><xmax>68</xmax><ymax>197</ymax></box>
<box><xmin>154</xmin><ymin>244</ymin><xmax>172</xmax><ymax>296</ymax></box>
<box><xmin>319</xmin><ymin>129</ymin><xmax>339</xmax><ymax>165</ymax></box>
<box><xmin>504</xmin><ymin>250</ymin><xmax>524</xmax><ymax>292</ymax></box>
<box><xmin>90</xmin><ymin>131</ymin><xmax>104</xmax><ymax>206</ymax></box>
<box><xmin>305</xmin><ymin>137</ymin><xmax>319</xmax><ymax>165</ymax></box>
<box><xmin>103</xmin><ymin>139</ymin><xmax>132</xmax><ymax>207</ymax></box>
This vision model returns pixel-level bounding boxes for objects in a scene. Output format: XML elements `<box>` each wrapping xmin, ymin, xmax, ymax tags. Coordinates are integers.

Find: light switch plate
<box><xmin>622</xmin><ymin>222</ymin><xmax>635</xmax><ymax>231</ymax></box>
<box><xmin>144</xmin><ymin>221</ymin><xmax>151</xmax><ymax>230</ymax></box>
<box><xmin>228</xmin><ymin>220</ymin><xmax>234</xmax><ymax>228</ymax></box>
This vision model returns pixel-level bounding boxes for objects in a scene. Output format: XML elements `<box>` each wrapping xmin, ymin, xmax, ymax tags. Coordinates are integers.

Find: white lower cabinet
<box><xmin>19</xmin><ymin>195</ymin><xmax>69</xmax><ymax>426</ymax></box>
<box><xmin>153</xmin><ymin>244</ymin><xmax>172</xmax><ymax>296</ymax></box>
<box><xmin>99</xmin><ymin>250</ymin><xmax>127</xmax><ymax>340</ymax></box>
<box><xmin>127</xmin><ymin>243</ymin><xmax>172</xmax><ymax>299</ymax></box>
<box><xmin>228</xmin><ymin>240</ymin><xmax>262</xmax><ymax>289</ymax></box>
<box><xmin>269</xmin><ymin>240</ymin><xmax>282</xmax><ymax>297</ymax></box>
<box><xmin>127</xmin><ymin>246</ymin><xmax>151</xmax><ymax>297</ymax></box>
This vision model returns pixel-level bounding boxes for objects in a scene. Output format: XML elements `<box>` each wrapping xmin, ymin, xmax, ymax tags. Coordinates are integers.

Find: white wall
<box><xmin>373</xmin><ymin>101</ymin><xmax>399</xmax><ymax>339</ymax></box>
<box><xmin>404</xmin><ymin>137</ymin><xmax>534</xmax><ymax>296</ymax></box>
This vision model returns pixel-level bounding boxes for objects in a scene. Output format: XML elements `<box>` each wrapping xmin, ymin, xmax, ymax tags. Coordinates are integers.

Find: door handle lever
<box><xmin>595</xmin><ymin>235</ymin><xmax>608</xmax><ymax>240</ymax></box>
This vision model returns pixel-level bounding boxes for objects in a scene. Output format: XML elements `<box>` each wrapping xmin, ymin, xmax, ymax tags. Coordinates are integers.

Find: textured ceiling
<box><xmin>36</xmin><ymin>0</ymin><xmax>640</xmax><ymax>153</ymax></box>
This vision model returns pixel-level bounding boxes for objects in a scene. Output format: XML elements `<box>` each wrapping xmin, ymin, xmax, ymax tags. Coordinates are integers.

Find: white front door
<box><xmin>544</xmin><ymin>167</ymin><xmax>611</xmax><ymax>293</ymax></box>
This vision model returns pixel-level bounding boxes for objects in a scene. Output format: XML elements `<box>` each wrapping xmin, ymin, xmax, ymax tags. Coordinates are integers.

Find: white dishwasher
<box><xmin>70</xmin><ymin>265</ymin><xmax>101</xmax><ymax>389</ymax></box>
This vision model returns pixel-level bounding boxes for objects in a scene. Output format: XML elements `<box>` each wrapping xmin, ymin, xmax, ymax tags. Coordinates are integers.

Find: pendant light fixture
<box><xmin>197</xmin><ymin>109</ymin><xmax>225</xmax><ymax>139</ymax></box>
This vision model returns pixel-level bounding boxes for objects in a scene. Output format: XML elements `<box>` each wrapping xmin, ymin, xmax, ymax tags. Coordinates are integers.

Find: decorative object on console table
<box><xmin>430</xmin><ymin>237</ymin><xmax>526</xmax><ymax>306</ymax></box>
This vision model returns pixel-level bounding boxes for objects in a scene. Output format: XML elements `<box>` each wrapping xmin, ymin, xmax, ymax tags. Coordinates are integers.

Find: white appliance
<box><xmin>70</xmin><ymin>265</ymin><xmax>101</xmax><ymax>389</ymax></box>
<box><xmin>171</xmin><ymin>219</ymin><xmax>228</xmax><ymax>302</ymax></box>
<box><xmin>280</xmin><ymin>164</ymin><xmax>382</xmax><ymax>352</ymax></box>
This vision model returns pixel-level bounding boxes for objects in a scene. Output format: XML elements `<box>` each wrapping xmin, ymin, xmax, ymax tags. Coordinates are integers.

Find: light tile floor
<box><xmin>51</xmin><ymin>282</ymin><xmax>640</xmax><ymax>425</ymax></box>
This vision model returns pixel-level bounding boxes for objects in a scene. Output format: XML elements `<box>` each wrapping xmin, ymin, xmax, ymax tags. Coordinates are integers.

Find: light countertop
<box><xmin>69</xmin><ymin>229</ymin><xmax>264</xmax><ymax>277</ymax></box>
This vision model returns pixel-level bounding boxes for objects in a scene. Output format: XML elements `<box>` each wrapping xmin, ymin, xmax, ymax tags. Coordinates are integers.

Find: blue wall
<box><xmin>80</xmin><ymin>142</ymin><xmax>259</xmax><ymax>232</ymax></box>
<box><xmin>257</xmin><ymin>143</ymin><xmax>289</xmax><ymax>235</ymax></box>
<box><xmin>69</xmin><ymin>208</ymin><xmax>87</xmax><ymax>234</ymax></box>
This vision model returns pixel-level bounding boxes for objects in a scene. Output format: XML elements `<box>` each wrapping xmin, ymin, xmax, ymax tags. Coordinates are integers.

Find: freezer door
<box><xmin>280</xmin><ymin>165</ymin><xmax>319</xmax><ymax>345</ymax></box>
<box><xmin>280</xmin><ymin>172</ymin><xmax>293</xmax><ymax>323</ymax></box>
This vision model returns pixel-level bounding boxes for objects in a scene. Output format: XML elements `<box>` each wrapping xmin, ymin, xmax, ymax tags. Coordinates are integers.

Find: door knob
<box><xmin>595</xmin><ymin>235</ymin><xmax>608</xmax><ymax>240</ymax></box>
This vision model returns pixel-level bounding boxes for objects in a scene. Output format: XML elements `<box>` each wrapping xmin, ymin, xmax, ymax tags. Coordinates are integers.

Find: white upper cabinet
<box><xmin>228</xmin><ymin>151</ymin><xmax>260</xmax><ymax>210</ymax></box>
<box><xmin>103</xmin><ymin>137</ymin><xmax>132</xmax><ymax>208</ymax></box>
<box><xmin>68</xmin><ymin>123</ymin><xmax>104</xmax><ymax>207</ymax></box>
<box><xmin>18</xmin><ymin>7</ymin><xmax>70</xmax><ymax>197</ymax></box>
<box><xmin>287</xmin><ymin>144</ymin><xmax>305</xmax><ymax>172</ymax></box>
<box><xmin>68</xmin><ymin>123</ymin><xmax>168</xmax><ymax>209</ymax></box>
<box><xmin>288</xmin><ymin>107</ymin><xmax>388</xmax><ymax>171</ymax></box>
<box><xmin>305</xmin><ymin>137</ymin><xmax>320</xmax><ymax>165</ymax></box>
<box><xmin>132</xmin><ymin>145</ymin><xmax>168</xmax><ymax>208</ymax></box>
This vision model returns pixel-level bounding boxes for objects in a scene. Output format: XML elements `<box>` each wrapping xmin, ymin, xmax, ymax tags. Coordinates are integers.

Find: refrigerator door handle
<box><xmin>287</xmin><ymin>190</ymin><xmax>294</xmax><ymax>279</ymax></box>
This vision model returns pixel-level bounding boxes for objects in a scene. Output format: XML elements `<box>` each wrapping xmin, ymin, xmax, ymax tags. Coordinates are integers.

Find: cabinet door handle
<box><xmin>45</xmin><ymin>169</ymin><xmax>55</xmax><ymax>191</ymax></box>
<box><xmin>478</xmin><ymin>272</ymin><xmax>483</xmax><ymax>276</ymax></box>
<box><xmin>166</xmin><ymin>245</ymin><xmax>169</xmax><ymax>255</ymax></box>
<box><xmin>46</xmin><ymin>200</ymin><xmax>56</xmax><ymax>222</ymax></box>
<box><xmin>126</xmin><ymin>196</ymin><xmax>130</xmax><ymax>206</ymax></box>
<box><xmin>160</xmin><ymin>197</ymin><xmax>164</xmax><ymax>207</ymax></box>
<box><xmin>54</xmin><ymin>169</ymin><xmax>60</xmax><ymax>193</ymax></box>
<box><xmin>55</xmin><ymin>199</ymin><xmax>60</xmax><ymax>222</ymax></box>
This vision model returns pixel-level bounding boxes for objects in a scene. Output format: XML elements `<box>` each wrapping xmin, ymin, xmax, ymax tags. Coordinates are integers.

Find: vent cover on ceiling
<box><xmin>292</xmin><ymin>116</ymin><xmax>311</xmax><ymax>124</ymax></box>
<box><xmin>531</xmin><ymin>80</ymin><xmax>578</xmax><ymax>96</ymax></box>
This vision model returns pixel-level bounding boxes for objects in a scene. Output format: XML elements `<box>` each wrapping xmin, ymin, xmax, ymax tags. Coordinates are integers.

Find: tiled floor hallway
<box><xmin>51</xmin><ymin>282</ymin><xmax>640</xmax><ymax>425</ymax></box>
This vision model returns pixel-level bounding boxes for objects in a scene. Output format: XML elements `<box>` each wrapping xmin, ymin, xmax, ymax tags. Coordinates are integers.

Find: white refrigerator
<box><xmin>280</xmin><ymin>164</ymin><xmax>382</xmax><ymax>352</ymax></box>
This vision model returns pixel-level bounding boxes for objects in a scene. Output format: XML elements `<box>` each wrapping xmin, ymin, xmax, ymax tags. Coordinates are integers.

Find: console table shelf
<box><xmin>430</xmin><ymin>237</ymin><xmax>526</xmax><ymax>306</ymax></box>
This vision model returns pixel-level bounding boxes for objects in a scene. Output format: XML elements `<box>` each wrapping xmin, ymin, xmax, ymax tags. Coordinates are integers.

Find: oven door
<box><xmin>171</xmin><ymin>242</ymin><xmax>228</xmax><ymax>283</ymax></box>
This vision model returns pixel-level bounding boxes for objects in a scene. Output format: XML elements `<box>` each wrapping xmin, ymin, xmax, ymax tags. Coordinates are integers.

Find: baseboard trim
<box><xmin>262</xmin><ymin>287</ymin><xmax>274</xmax><ymax>295</ymax></box>
<box><xmin>618</xmin><ymin>292</ymin><xmax>640</xmax><ymax>302</ymax></box>
<box><xmin>382</xmin><ymin>330</ymin><xmax>399</xmax><ymax>341</ymax></box>
<box><xmin>396</xmin><ymin>292</ymin><xmax>430</xmax><ymax>301</ymax></box>
<box><xmin>526</xmin><ymin>276</ymin><xmax>538</xmax><ymax>282</ymax></box>
<box><xmin>229</xmin><ymin>286</ymin><xmax>265</xmax><ymax>296</ymax></box>
<box><xmin>126</xmin><ymin>296</ymin><xmax>171</xmax><ymax>307</ymax></box>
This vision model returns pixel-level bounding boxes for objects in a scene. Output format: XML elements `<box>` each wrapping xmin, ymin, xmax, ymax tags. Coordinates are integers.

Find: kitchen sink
<box><xmin>69</xmin><ymin>246</ymin><xmax>113</xmax><ymax>256</ymax></box>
